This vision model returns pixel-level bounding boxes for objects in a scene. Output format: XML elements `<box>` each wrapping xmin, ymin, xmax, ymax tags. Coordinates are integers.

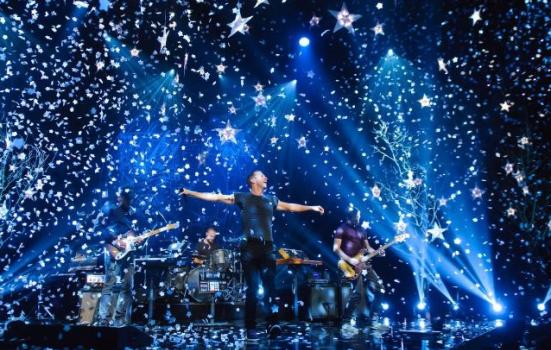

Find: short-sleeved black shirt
<box><xmin>194</xmin><ymin>240</ymin><xmax>220</xmax><ymax>258</ymax></box>
<box><xmin>234</xmin><ymin>192</ymin><xmax>279</xmax><ymax>242</ymax></box>
<box><xmin>335</xmin><ymin>223</ymin><xmax>366</xmax><ymax>258</ymax></box>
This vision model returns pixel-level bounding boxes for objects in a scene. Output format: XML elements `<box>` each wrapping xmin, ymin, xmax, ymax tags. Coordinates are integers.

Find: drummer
<box><xmin>192</xmin><ymin>226</ymin><xmax>221</xmax><ymax>265</ymax></box>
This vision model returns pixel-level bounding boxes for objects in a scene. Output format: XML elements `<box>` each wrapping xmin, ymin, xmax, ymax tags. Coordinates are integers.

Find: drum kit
<box><xmin>168</xmin><ymin>248</ymin><xmax>244</xmax><ymax>303</ymax></box>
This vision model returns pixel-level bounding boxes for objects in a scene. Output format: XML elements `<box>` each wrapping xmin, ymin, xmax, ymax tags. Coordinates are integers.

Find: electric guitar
<box><xmin>338</xmin><ymin>233</ymin><xmax>409</xmax><ymax>279</ymax></box>
<box><xmin>106</xmin><ymin>222</ymin><xmax>179</xmax><ymax>261</ymax></box>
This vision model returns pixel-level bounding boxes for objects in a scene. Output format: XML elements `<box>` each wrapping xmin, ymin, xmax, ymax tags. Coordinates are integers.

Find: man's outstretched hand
<box><xmin>311</xmin><ymin>205</ymin><xmax>325</xmax><ymax>214</ymax></box>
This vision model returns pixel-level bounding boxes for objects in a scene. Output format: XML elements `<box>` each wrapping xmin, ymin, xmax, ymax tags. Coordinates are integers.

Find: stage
<box><xmin>0</xmin><ymin>0</ymin><xmax>549</xmax><ymax>349</ymax></box>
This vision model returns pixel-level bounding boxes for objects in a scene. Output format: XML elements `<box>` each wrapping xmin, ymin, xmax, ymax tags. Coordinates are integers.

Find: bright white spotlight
<box><xmin>537</xmin><ymin>303</ymin><xmax>545</xmax><ymax>311</ymax></box>
<box><xmin>417</xmin><ymin>301</ymin><xmax>426</xmax><ymax>310</ymax></box>
<box><xmin>491</xmin><ymin>301</ymin><xmax>503</xmax><ymax>313</ymax></box>
<box><xmin>381</xmin><ymin>302</ymin><xmax>389</xmax><ymax>311</ymax></box>
<box><xmin>299</xmin><ymin>37</ymin><xmax>310</xmax><ymax>47</ymax></box>
<box><xmin>495</xmin><ymin>319</ymin><xmax>504</xmax><ymax>327</ymax></box>
<box><xmin>387</xmin><ymin>49</ymin><xmax>394</xmax><ymax>57</ymax></box>
<box><xmin>74</xmin><ymin>0</ymin><xmax>89</xmax><ymax>8</ymax></box>
<box><xmin>258</xmin><ymin>286</ymin><xmax>264</xmax><ymax>295</ymax></box>
<box><xmin>453</xmin><ymin>303</ymin><xmax>460</xmax><ymax>311</ymax></box>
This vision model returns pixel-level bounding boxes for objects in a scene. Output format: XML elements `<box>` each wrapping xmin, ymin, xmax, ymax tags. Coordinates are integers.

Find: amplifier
<box><xmin>302</xmin><ymin>284</ymin><xmax>340</xmax><ymax>322</ymax></box>
<box><xmin>78</xmin><ymin>287</ymin><xmax>102</xmax><ymax>325</ymax></box>
<box><xmin>86</xmin><ymin>274</ymin><xmax>105</xmax><ymax>285</ymax></box>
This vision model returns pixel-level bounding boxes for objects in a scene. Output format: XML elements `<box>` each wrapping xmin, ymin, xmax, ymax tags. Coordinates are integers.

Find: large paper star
<box><xmin>470</xmin><ymin>9</ymin><xmax>482</xmax><ymax>26</ymax></box>
<box><xmin>427</xmin><ymin>223</ymin><xmax>447</xmax><ymax>241</ymax></box>
<box><xmin>227</xmin><ymin>10</ymin><xmax>253</xmax><ymax>38</ymax></box>
<box><xmin>215</xmin><ymin>121</ymin><xmax>240</xmax><ymax>144</ymax></box>
<box><xmin>329</xmin><ymin>3</ymin><xmax>362</xmax><ymax>34</ymax></box>
<box><xmin>418</xmin><ymin>94</ymin><xmax>432</xmax><ymax>108</ymax></box>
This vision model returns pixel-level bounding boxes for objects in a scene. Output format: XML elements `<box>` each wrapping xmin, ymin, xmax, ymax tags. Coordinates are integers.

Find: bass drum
<box><xmin>184</xmin><ymin>267</ymin><xmax>226</xmax><ymax>303</ymax></box>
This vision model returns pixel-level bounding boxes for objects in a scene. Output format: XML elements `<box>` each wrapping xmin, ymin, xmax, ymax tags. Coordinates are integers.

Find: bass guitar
<box><xmin>338</xmin><ymin>233</ymin><xmax>409</xmax><ymax>279</ymax></box>
<box><xmin>106</xmin><ymin>222</ymin><xmax>179</xmax><ymax>261</ymax></box>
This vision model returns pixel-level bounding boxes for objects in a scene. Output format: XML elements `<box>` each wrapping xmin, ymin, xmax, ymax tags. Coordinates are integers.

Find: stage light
<box><xmin>258</xmin><ymin>286</ymin><xmax>264</xmax><ymax>295</ymax></box>
<box><xmin>495</xmin><ymin>319</ymin><xmax>504</xmax><ymax>327</ymax></box>
<box><xmin>299</xmin><ymin>37</ymin><xmax>310</xmax><ymax>47</ymax></box>
<box><xmin>453</xmin><ymin>303</ymin><xmax>460</xmax><ymax>311</ymax></box>
<box><xmin>387</xmin><ymin>49</ymin><xmax>394</xmax><ymax>57</ymax></box>
<box><xmin>491</xmin><ymin>301</ymin><xmax>503</xmax><ymax>313</ymax></box>
<box><xmin>419</xmin><ymin>318</ymin><xmax>426</xmax><ymax>330</ymax></box>
<box><xmin>383</xmin><ymin>317</ymin><xmax>390</xmax><ymax>327</ymax></box>
<box><xmin>417</xmin><ymin>301</ymin><xmax>426</xmax><ymax>310</ymax></box>
<box><xmin>73</xmin><ymin>0</ymin><xmax>89</xmax><ymax>8</ymax></box>
<box><xmin>537</xmin><ymin>302</ymin><xmax>545</xmax><ymax>311</ymax></box>
<box><xmin>381</xmin><ymin>302</ymin><xmax>389</xmax><ymax>311</ymax></box>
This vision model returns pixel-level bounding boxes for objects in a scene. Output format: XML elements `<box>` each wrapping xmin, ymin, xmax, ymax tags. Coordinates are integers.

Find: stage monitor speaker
<box><xmin>303</xmin><ymin>284</ymin><xmax>339</xmax><ymax>321</ymax></box>
<box><xmin>453</xmin><ymin>319</ymin><xmax>523</xmax><ymax>350</ymax></box>
<box><xmin>3</xmin><ymin>321</ymin><xmax>153</xmax><ymax>350</ymax></box>
<box><xmin>78</xmin><ymin>288</ymin><xmax>102</xmax><ymax>325</ymax></box>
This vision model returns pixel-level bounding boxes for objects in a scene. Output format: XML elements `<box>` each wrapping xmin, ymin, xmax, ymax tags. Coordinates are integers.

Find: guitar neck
<box><xmin>365</xmin><ymin>240</ymin><xmax>399</xmax><ymax>260</ymax></box>
<box><xmin>138</xmin><ymin>227</ymin><xmax>165</xmax><ymax>240</ymax></box>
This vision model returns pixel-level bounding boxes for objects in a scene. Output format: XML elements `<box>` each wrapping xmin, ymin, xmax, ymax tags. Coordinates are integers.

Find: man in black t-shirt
<box><xmin>180</xmin><ymin>170</ymin><xmax>324</xmax><ymax>341</ymax></box>
<box><xmin>193</xmin><ymin>226</ymin><xmax>220</xmax><ymax>265</ymax></box>
<box><xmin>333</xmin><ymin>208</ymin><xmax>386</xmax><ymax>336</ymax></box>
<box><xmin>93</xmin><ymin>188</ymin><xmax>137</xmax><ymax>327</ymax></box>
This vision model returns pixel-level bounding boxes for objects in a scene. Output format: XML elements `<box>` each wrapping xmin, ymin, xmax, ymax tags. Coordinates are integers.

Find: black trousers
<box><xmin>342</xmin><ymin>264</ymin><xmax>384</xmax><ymax>325</ymax></box>
<box><xmin>240</xmin><ymin>240</ymin><xmax>278</xmax><ymax>330</ymax></box>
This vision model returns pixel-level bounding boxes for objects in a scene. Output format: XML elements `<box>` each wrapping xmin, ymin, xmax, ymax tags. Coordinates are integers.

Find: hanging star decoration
<box><xmin>418</xmin><ymin>94</ymin><xmax>432</xmax><ymax>108</ymax></box>
<box><xmin>254</xmin><ymin>0</ymin><xmax>269</xmax><ymax>8</ymax></box>
<box><xmin>215</xmin><ymin>121</ymin><xmax>240</xmax><ymax>144</ymax></box>
<box><xmin>470</xmin><ymin>9</ymin><xmax>482</xmax><ymax>26</ymax></box>
<box><xmin>252</xmin><ymin>93</ymin><xmax>267</xmax><ymax>107</ymax></box>
<box><xmin>371</xmin><ymin>184</ymin><xmax>381</xmax><ymax>198</ymax></box>
<box><xmin>329</xmin><ymin>3</ymin><xmax>362</xmax><ymax>34</ymax></box>
<box><xmin>500</xmin><ymin>101</ymin><xmax>511</xmax><ymax>112</ymax></box>
<box><xmin>437</xmin><ymin>58</ymin><xmax>448</xmax><ymax>73</ymax></box>
<box><xmin>297</xmin><ymin>136</ymin><xmax>307</xmax><ymax>149</ymax></box>
<box><xmin>309</xmin><ymin>15</ymin><xmax>321</xmax><ymax>27</ymax></box>
<box><xmin>427</xmin><ymin>223</ymin><xmax>447</xmax><ymax>241</ymax></box>
<box><xmin>227</xmin><ymin>9</ymin><xmax>253</xmax><ymax>38</ymax></box>
<box><xmin>372</xmin><ymin>23</ymin><xmax>384</xmax><ymax>36</ymax></box>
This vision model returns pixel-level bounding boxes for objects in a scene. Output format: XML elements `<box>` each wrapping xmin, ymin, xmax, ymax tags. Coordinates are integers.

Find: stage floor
<box><xmin>1</xmin><ymin>318</ymin><xmax>547</xmax><ymax>349</ymax></box>
<box><xmin>145</xmin><ymin>320</ymin><xmax>492</xmax><ymax>349</ymax></box>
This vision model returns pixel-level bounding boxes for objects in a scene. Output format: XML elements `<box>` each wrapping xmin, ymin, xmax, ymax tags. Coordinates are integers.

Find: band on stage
<box><xmin>86</xmin><ymin>170</ymin><xmax>390</xmax><ymax>340</ymax></box>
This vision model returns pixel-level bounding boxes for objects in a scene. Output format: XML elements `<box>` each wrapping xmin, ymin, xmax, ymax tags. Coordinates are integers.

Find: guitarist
<box><xmin>94</xmin><ymin>188</ymin><xmax>138</xmax><ymax>327</ymax></box>
<box><xmin>333</xmin><ymin>208</ymin><xmax>385</xmax><ymax>336</ymax></box>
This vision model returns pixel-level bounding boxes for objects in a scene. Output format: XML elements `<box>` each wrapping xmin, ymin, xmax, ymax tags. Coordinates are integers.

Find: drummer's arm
<box><xmin>180</xmin><ymin>189</ymin><xmax>234</xmax><ymax>205</ymax></box>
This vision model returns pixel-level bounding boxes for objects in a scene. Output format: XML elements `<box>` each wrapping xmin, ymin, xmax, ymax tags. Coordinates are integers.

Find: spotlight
<box><xmin>258</xmin><ymin>286</ymin><xmax>264</xmax><ymax>295</ymax></box>
<box><xmin>417</xmin><ymin>301</ymin><xmax>426</xmax><ymax>310</ymax></box>
<box><xmin>419</xmin><ymin>318</ymin><xmax>426</xmax><ymax>330</ymax></box>
<box><xmin>453</xmin><ymin>303</ymin><xmax>460</xmax><ymax>311</ymax></box>
<box><xmin>381</xmin><ymin>302</ymin><xmax>389</xmax><ymax>311</ymax></box>
<box><xmin>491</xmin><ymin>301</ymin><xmax>503</xmax><ymax>313</ymax></box>
<box><xmin>537</xmin><ymin>303</ymin><xmax>545</xmax><ymax>311</ymax></box>
<box><xmin>299</xmin><ymin>37</ymin><xmax>310</xmax><ymax>47</ymax></box>
<box><xmin>387</xmin><ymin>49</ymin><xmax>394</xmax><ymax>57</ymax></box>
<box><xmin>74</xmin><ymin>0</ymin><xmax>89</xmax><ymax>8</ymax></box>
<box><xmin>495</xmin><ymin>319</ymin><xmax>504</xmax><ymax>327</ymax></box>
